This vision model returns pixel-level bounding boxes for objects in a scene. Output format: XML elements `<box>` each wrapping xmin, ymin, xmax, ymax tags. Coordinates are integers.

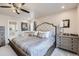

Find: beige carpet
<box><xmin>0</xmin><ymin>45</ymin><xmax>17</xmax><ymax>56</ymax></box>
<box><xmin>51</xmin><ymin>48</ymin><xmax>78</xmax><ymax>56</ymax></box>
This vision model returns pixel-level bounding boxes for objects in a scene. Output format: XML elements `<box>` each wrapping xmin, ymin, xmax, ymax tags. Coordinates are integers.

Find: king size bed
<box><xmin>9</xmin><ymin>22</ymin><xmax>57</xmax><ymax>56</ymax></box>
<box><xmin>11</xmin><ymin>34</ymin><xmax>55</xmax><ymax>56</ymax></box>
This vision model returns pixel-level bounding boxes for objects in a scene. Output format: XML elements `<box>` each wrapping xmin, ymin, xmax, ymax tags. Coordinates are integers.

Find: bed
<box><xmin>12</xmin><ymin>35</ymin><xmax>55</xmax><ymax>56</ymax></box>
<box><xmin>9</xmin><ymin>22</ymin><xmax>57</xmax><ymax>56</ymax></box>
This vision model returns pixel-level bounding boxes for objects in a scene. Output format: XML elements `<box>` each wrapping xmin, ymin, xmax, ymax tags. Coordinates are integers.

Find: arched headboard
<box><xmin>35</xmin><ymin>22</ymin><xmax>57</xmax><ymax>47</ymax></box>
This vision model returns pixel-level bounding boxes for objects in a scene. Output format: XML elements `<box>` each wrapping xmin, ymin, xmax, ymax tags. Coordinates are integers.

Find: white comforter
<box><xmin>12</xmin><ymin>36</ymin><xmax>55</xmax><ymax>56</ymax></box>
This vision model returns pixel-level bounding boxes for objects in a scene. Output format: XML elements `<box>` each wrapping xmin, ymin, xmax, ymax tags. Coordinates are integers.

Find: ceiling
<box><xmin>0</xmin><ymin>3</ymin><xmax>78</xmax><ymax>18</ymax></box>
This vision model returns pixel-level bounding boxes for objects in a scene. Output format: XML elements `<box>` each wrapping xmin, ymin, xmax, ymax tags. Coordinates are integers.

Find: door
<box><xmin>8</xmin><ymin>21</ymin><xmax>17</xmax><ymax>39</ymax></box>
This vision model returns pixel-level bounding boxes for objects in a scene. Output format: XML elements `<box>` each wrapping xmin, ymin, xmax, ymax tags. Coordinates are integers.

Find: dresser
<box><xmin>0</xmin><ymin>26</ymin><xmax>5</xmax><ymax>47</ymax></box>
<box><xmin>56</xmin><ymin>34</ymin><xmax>79</xmax><ymax>54</ymax></box>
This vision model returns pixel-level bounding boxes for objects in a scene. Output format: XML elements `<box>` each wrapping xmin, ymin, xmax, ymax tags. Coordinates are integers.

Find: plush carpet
<box><xmin>51</xmin><ymin>48</ymin><xmax>78</xmax><ymax>56</ymax></box>
<box><xmin>0</xmin><ymin>45</ymin><xmax>17</xmax><ymax>56</ymax></box>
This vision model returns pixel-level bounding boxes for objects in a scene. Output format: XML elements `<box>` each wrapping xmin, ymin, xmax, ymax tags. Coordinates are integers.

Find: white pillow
<box><xmin>33</xmin><ymin>31</ymin><xmax>39</xmax><ymax>36</ymax></box>
<box><xmin>38</xmin><ymin>31</ymin><xmax>51</xmax><ymax>38</ymax></box>
<box><xmin>23</xmin><ymin>31</ymin><xmax>37</xmax><ymax>37</ymax></box>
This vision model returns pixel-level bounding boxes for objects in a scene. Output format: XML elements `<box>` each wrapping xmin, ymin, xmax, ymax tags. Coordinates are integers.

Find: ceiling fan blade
<box><xmin>12</xmin><ymin>3</ymin><xmax>16</xmax><ymax>8</ymax></box>
<box><xmin>12</xmin><ymin>3</ymin><xmax>30</xmax><ymax>13</ymax></box>
<box><xmin>22</xmin><ymin>3</ymin><xmax>25</xmax><ymax>6</ymax></box>
<box><xmin>0</xmin><ymin>6</ymin><xmax>11</xmax><ymax>8</ymax></box>
<box><xmin>15</xmin><ymin>10</ymin><xmax>20</xmax><ymax>14</ymax></box>
<box><xmin>20</xmin><ymin>8</ymin><xmax>30</xmax><ymax>13</ymax></box>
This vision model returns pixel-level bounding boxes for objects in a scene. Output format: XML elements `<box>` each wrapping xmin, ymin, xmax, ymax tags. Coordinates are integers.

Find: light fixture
<box><xmin>17</xmin><ymin>4</ymin><xmax>22</xmax><ymax>13</ymax></box>
<box><xmin>11</xmin><ymin>4</ymin><xmax>16</xmax><ymax>13</ymax></box>
<box><xmin>11</xmin><ymin>4</ymin><xmax>20</xmax><ymax>13</ymax></box>
<box><xmin>61</xmin><ymin>6</ymin><xmax>65</xmax><ymax>9</ymax></box>
<box><xmin>12</xmin><ymin>7</ymin><xmax>16</xmax><ymax>13</ymax></box>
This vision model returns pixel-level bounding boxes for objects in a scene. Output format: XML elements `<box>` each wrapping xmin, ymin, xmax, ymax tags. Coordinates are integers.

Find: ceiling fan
<box><xmin>0</xmin><ymin>3</ymin><xmax>30</xmax><ymax>14</ymax></box>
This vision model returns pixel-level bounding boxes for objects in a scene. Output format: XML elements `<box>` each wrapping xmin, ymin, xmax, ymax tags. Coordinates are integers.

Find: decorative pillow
<box><xmin>37</xmin><ymin>31</ymin><xmax>51</xmax><ymax>38</ymax></box>
<box><xmin>27</xmin><ymin>31</ymin><xmax>39</xmax><ymax>37</ymax></box>
<box><xmin>38</xmin><ymin>31</ymin><xmax>55</xmax><ymax>39</ymax></box>
<box><xmin>33</xmin><ymin>31</ymin><xmax>39</xmax><ymax>36</ymax></box>
<box><xmin>28</xmin><ymin>32</ymin><xmax>34</xmax><ymax>36</ymax></box>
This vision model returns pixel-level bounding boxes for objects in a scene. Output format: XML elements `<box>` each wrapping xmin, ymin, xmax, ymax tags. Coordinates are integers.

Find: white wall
<box><xmin>36</xmin><ymin>8</ymin><xmax>78</xmax><ymax>34</ymax></box>
<box><xmin>77</xmin><ymin>5</ymin><xmax>79</xmax><ymax>34</ymax></box>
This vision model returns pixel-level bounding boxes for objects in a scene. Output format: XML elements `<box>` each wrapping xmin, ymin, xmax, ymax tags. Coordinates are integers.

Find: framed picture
<box><xmin>21</xmin><ymin>22</ymin><xmax>29</xmax><ymax>31</ymax></box>
<box><xmin>63</xmin><ymin>19</ymin><xmax>70</xmax><ymax>28</ymax></box>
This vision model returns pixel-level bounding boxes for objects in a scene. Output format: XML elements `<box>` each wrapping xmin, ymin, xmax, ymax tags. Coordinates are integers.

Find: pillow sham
<box><xmin>38</xmin><ymin>31</ymin><xmax>53</xmax><ymax>39</ymax></box>
<box><xmin>33</xmin><ymin>31</ymin><xmax>39</xmax><ymax>36</ymax></box>
<box><xmin>21</xmin><ymin>31</ymin><xmax>37</xmax><ymax>37</ymax></box>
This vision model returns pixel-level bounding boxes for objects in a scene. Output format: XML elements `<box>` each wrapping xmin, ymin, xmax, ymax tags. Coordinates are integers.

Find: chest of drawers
<box><xmin>56</xmin><ymin>35</ymin><xmax>79</xmax><ymax>54</ymax></box>
<box><xmin>0</xmin><ymin>26</ymin><xmax>5</xmax><ymax>47</ymax></box>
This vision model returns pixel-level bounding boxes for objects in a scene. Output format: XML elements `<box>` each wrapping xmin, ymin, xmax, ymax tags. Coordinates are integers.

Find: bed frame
<box><xmin>8</xmin><ymin>22</ymin><xmax>57</xmax><ymax>56</ymax></box>
<box><xmin>8</xmin><ymin>39</ymin><xmax>27</xmax><ymax>56</ymax></box>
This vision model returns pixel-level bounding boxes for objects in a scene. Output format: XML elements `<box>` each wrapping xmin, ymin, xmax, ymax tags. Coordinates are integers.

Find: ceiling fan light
<box><xmin>13</xmin><ymin>10</ymin><xmax>16</xmax><ymax>13</ymax></box>
<box><xmin>11</xmin><ymin>7</ymin><xmax>15</xmax><ymax>10</ymax></box>
<box><xmin>17</xmin><ymin>9</ymin><xmax>20</xmax><ymax>13</ymax></box>
<box><xmin>11</xmin><ymin>6</ymin><xmax>16</xmax><ymax>13</ymax></box>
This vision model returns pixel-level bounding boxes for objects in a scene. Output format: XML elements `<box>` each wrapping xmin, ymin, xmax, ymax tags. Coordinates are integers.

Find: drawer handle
<box><xmin>71</xmin><ymin>38</ymin><xmax>73</xmax><ymax>40</ymax></box>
